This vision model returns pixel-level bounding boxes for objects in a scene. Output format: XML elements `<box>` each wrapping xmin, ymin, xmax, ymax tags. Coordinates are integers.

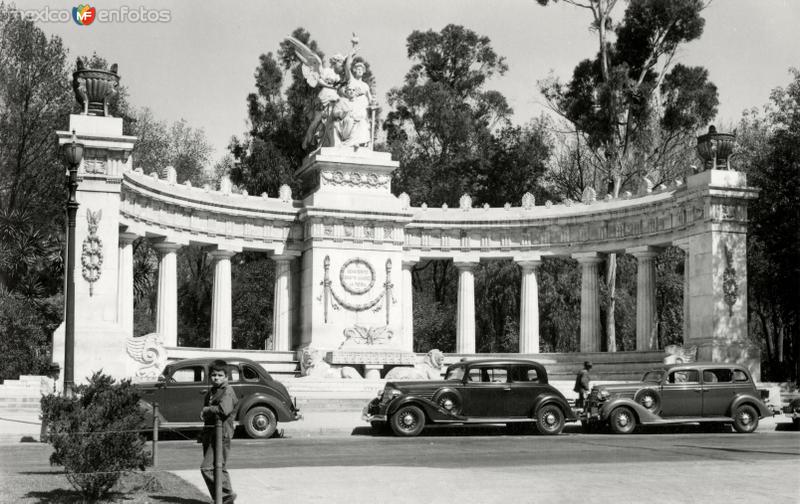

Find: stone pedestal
<box><xmin>53</xmin><ymin>114</ymin><xmax>136</xmax><ymax>388</ymax></box>
<box><xmin>677</xmin><ymin>169</ymin><xmax>760</xmax><ymax>376</ymax></box>
<box><xmin>296</xmin><ymin>148</ymin><xmax>413</xmax><ymax>367</ymax></box>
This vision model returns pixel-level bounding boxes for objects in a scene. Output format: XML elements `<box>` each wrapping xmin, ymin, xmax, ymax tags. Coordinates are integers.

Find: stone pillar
<box><xmin>573</xmin><ymin>253</ymin><xmax>602</xmax><ymax>352</ymax></box>
<box><xmin>117</xmin><ymin>232</ymin><xmax>137</xmax><ymax>337</ymax></box>
<box><xmin>401</xmin><ymin>260</ymin><xmax>417</xmax><ymax>352</ymax></box>
<box><xmin>629</xmin><ymin>246</ymin><xmax>659</xmax><ymax>350</ymax></box>
<box><xmin>517</xmin><ymin>260</ymin><xmax>541</xmax><ymax>354</ymax></box>
<box><xmin>272</xmin><ymin>255</ymin><xmax>293</xmax><ymax>352</ymax></box>
<box><xmin>153</xmin><ymin>242</ymin><xmax>181</xmax><ymax>347</ymax></box>
<box><xmin>210</xmin><ymin>250</ymin><xmax>235</xmax><ymax>350</ymax></box>
<box><xmin>454</xmin><ymin>261</ymin><xmax>478</xmax><ymax>354</ymax></box>
<box><xmin>673</xmin><ymin>240</ymin><xmax>691</xmax><ymax>344</ymax></box>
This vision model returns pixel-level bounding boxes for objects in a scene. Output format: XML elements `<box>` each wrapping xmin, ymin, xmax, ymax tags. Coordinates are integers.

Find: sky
<box><xmin>23</xmin><ymin>0</ymin><xmax>800</xmax><ymax>161</ymax></box>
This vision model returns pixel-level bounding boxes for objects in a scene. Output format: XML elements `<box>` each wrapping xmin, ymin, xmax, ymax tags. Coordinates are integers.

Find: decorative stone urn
<box><xmin>72</xmin><ymin>59</ymin><xmax>120</xmax><ymax>116</ymax></box>
<box><xmin>696</xmin><ymin>125</ymin><xmax>737</xmax><ymax>170</ymax></box>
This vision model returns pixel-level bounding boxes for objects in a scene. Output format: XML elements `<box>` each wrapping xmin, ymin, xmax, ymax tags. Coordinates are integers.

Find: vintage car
<box><xmin>362</xmin><ymin>358</ymin><xmax>577</xmax><ymax>437</ymax></box>
<box><xmin>582</xmin><ymin>362</ymin><xmax>773</xmax><ymax>434</ymax></box>
<box><xmin>138</xmin><ymin>357</ymin><xmax>302</xmax><ymax>439</ymax></box>
<box><xmin>783</xmin><ymin>397</ymin><xmax>800</xmax><ymax>429</ymax></box>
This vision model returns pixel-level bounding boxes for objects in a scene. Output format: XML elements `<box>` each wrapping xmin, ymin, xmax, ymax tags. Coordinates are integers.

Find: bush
<box><xmin>0</xmin><ymin>294</ymin><xmax>62</xmax><ymax>381</ymax></box>
<box><xmin>41</xmin><ymin>372</ymin><xmax>150</xmax><ymax>499</ymax></box>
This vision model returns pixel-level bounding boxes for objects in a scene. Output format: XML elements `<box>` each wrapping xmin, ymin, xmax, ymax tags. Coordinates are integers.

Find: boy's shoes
<box><xmin>222</xmin><ymin>492</ymin><xmax>237</xmax><ymax>504</ymax></box>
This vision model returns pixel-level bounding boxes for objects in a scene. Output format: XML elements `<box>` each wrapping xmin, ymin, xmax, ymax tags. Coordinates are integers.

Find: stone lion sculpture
<box><xmin>300</xmin><ymin>347</ymin><xmax>362</xmax><ymax>379</ymax></box>
<box><xmin>663</xmin><ymin>344</ymin><xmax>698</xmax><ymax>365</ymax></box>
<box><xmin>384</xmin><ymin>349</ymin><xmax>444</xmax><ymax>380</ymax></box>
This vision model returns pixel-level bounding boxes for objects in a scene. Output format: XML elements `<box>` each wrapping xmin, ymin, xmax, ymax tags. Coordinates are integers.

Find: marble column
<box><xmin>210</xmin><ymin>250</ymin><xmax>236</xmax><ymax>350</ymax></box>
<box><xmin>272</xmin><ymin>255</ymin><xmax>293</xmax><ymax>352</ymax></box>
<box><xmin>401</xmin><ymin>260</ymin><xmax>417</xmax><ymax>352</ymax></box>
<box><xmin>573</xmin><ymin>253</ymin><xmax>603</xmax><ymax>352</ymax></box>
<box><xmin>673</xmin><ymin>240</ymin><xmax>691</xmax><ymax>344</ymax></box>
<box><xmin>153</xmin><ymin>242</ymin><xmax>181</xmax><ymax>347</ymax></box>
<box><xmin>117</xmin><ymin>232</ymin><xmax>137</xmax><ymax>337</ymax></box>
<box><xmin>518</xmin><ymin>260</ymin><xmax>542</xmax><ymax>354</ymax></box>
<box><xmin>629</xmin><ymin>246</ymin><xmax>659</xmax><ymax>350</ymax></box>
<box><xmin>455</xmin><ymin>261</ymin><xmax>477</xmax><ymax>354</ymax></box>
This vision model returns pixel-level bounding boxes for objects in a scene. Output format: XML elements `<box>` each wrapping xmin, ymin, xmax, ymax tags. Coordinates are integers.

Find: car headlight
<box><xmin>382</xmin><ymin>387</ymin><xmax>402</xmax><ymax>402</ymax></box>
<box><xmin>597</xmin><ymin>389</ymin><xmax>610</xmax><ymax>400</ymax></box>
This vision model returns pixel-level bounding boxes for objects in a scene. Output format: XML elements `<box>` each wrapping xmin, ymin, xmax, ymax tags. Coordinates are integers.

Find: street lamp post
<box><xmin>62</xmin><ymin>130</ymin><xmax>84</xmax><ymax>396</ymax></box>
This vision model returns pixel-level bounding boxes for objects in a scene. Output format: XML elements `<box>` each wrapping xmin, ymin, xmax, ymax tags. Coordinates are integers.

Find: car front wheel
<box><xmin>609</xmin><ymin>406</ymin><xmax>637</xmax><ymax>434</ymax></box>
<box><xmin>390</xmin><ymin>405</ymin><xmax>426</xmax><ymax>437</ymax></box>
<box><xmin>535</xmin><ymin>404</ymin><xmax>565</xmax><ymax>435</ymax></box>
<box><xmin>732</xmin><ymin>404</ymin><xmax>759</xmax><ymax>433</ymax></box>
<box><xmin>243</xmin><ymin>406</ymin><xmax>277</xmax><ymax>439</ymax></box>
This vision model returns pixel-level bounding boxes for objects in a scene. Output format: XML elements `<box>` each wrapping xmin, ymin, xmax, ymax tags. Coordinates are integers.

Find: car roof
<box><xmin>165</xmin><ymin>357</ymin><xmax>260</xmax><ymax>368</ymax></box>
<box><xmin>647</xmin><ymin>362</ymin><xmax>751</xmax><ymax>373</ymax></box>
<box><xmin>447</xmin><ymin>358</ymin><xmax>546</xmax><ymax>368</ymax></box>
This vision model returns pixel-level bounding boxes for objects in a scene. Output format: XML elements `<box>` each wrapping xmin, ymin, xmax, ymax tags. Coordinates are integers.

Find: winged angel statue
<box><xmin>285</xmin><ymin>34</ymin><xmax>375</xmax><ymax>151</ymax></box>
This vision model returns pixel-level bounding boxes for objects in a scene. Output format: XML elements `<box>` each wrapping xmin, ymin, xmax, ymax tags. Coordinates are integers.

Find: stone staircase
<box><xmin>0</xmin><ymin>375</ymin><xmax>55</xmax><ymax>443</ymax></box>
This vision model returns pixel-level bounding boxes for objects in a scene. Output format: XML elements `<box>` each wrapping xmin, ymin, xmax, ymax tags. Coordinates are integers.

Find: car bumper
<box><xmin>581</xmin><ymin>405</ymin><xmax>602</xmax><ymax>421</ymax></box>
<box><xmin>362</xmin><ymin>398</ymin><xmax>387</xmax><ymax>423</ymax></box>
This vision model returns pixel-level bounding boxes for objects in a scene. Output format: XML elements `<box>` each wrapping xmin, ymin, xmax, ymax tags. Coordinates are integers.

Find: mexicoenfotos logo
<box><xmin>72</xmin><ymin>5</ymin><xmax>96</xmax><ymax>26</ymax></box>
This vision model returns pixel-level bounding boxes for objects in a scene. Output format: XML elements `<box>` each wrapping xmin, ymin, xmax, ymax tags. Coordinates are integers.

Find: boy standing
<box><xmin>573</xmin><ymin>361</ymin><xmax>593</xmax><ymax>409</ymax></box>
<box><xmin>200</xmin><ymin>359</ymin><xmax>238</xmax><ymax>504</ymax></box>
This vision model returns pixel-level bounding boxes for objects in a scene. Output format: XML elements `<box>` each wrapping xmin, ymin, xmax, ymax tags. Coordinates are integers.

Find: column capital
<box><xmin>118</xmin><ymin>231</ymin><xmax>138</xmax><ymax>245</ymax></box>
<box><xmin>672</xmin><ymin>238</ymin><xmax>691</xmax><ymax>252</ymax></box>
<box><xmin>627</xmin><ymin>245</ymin><xmax>662</xmax><ymax>259</ymax></box>
<box><xmin>516</xmin><ymin>260</ymin><xmax>542</xmax><ymax>272</ymax></box>
<box><xmin>152</xmin><ymin>241</ymin><xmax>181</xmax><ymax>254</ymax></box>
<box><xmin>572</xmin><ymin>252</ymin><xmax>603</xmax><ymax>264</ymax></box>
<box><xmin>208</xmin><ymin>249</ymin><xmax>237</xmax><ymax>260</ymax></box>
<box><xmin>272</xmin><ymin>252</ymin><xmax>299</xmax><ymax>263</ymax></box>
<box><xmin>453</xmin><ymin>261</ymin><xmax>479</xmax><ymax>271</ymax></box>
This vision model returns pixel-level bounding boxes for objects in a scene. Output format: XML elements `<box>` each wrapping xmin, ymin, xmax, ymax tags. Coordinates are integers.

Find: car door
<box><xmin>505</xmin><ymin>365</ymin><xmax>541</xmax><ymax>417</ymax></box>
<box><xmin>460</xmin><ymin>365</ymin><xmax>510</xmax><ymax>418</ymax></box>
<box><xmin>660</xmin><ymin>368</ymin><xmax>701</xmax><ymax>417</ymax></box>
<box><xmin>156</xmin><ymin>364</ymin><xmax>208</xmax><ymax>423</ymax></box>
<box><xmin>701</xmin><ymin>368</ymin><xmax>736</xmax><ymax>416</ymax></box>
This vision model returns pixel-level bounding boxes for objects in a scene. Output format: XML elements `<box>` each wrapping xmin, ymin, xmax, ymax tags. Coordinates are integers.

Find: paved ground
<box><xmin>4</xmin><ymin>410</ymin><xmax>799</xmax><ymax>504</ymax></box>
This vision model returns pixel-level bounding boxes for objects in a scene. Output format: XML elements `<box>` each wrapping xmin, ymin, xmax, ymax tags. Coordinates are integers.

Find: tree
<box><xmin>736</xmin><ymin>69</ymin><xmax>800</xmax><ymax>383</ymax></box>
<box><xmin>387</xmin><ymin>25</ymin><xmax>553</xmax><ymax>352</ymax></box>
<box><xmin>535</xmin><ymin>0</ymin><xmax>718</xmax><ymax>351</ymax></box>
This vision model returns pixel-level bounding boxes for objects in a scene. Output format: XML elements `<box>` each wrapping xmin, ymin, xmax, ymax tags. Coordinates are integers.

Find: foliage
<box><xmin>41</xmin><ymin>372</ymin><xmax>149</xmax><ymax>500</ymax></box>
<box><xmin>0</xmin><ymin>293</ymin><xmax>61</xmax><ymax>380</ymax></box>
<box><xmin>232</xmin><ymin>254</ymin><xmax>274</xmax><ymax>350</ymax></box>
<box><xmin>0</xmin><ymin>6</ymin><xmax>71</xmax><ymax>295</ymax></box>
<box><xmin>736</xmin><ymin>69</ymin><xmax>800</xmax><ymax>382</ymax></box>
<box><xmin>537</xmin><ymin>258</ymin><xmax>581</xmax><ymax>353</ymax></box>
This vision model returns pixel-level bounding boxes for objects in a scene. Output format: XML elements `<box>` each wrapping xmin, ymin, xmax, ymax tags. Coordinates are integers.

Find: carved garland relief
<box><xmin>81</xmin><ymin>209</ymin><xmax>103</xmax><ymax>296</ymax></box>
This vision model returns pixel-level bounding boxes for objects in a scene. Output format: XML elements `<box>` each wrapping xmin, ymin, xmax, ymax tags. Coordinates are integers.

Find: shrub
<box><xmin>41</xmin><ymin>372</ymin><xmax>150</xmax><ymax>499</ymax></box>
<box><xmin>0</xmin><ymin>294</ymin><xmax>62</xmax><ymax>381</ymax></box>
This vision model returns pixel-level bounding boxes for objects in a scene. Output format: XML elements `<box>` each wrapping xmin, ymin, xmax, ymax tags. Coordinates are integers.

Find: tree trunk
<box><xmin>605</xmin><ymin>253</ymin><xmax>617</xmax><ymax>352</ymax></box>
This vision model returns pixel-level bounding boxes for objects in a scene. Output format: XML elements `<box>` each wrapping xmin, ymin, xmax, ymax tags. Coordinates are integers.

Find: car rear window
<box><xmin>171</xmin><ymin>366</ymin><xmax>205</xmax><ymax>383</ymax></box>
<box><xmin>509</xmin><ymin>366</ymin><xmax>539</xmax><ymax>383</ymax></box>
<box><xmin>733</xmin><ymin>370</ymin><xmax>750</xmax><ymax>383</ymax></box>
<box><xmin>242</xmin><ymin>365</ymin><xmax>261</xmax><ymax>382</ymax></box>
<box><xmin>668</xmin><ymin>370</ymin><xmax>699</xmax><ymax>383</ymax></box>
<box><xmin>703</xmin><ymin>369</ymin><xmax>733</xmax><ymax>383</ymax></box>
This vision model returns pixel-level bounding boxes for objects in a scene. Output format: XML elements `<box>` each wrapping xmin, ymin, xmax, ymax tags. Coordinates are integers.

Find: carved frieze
<box><xmin>320</xmin><ymin>170</ymin><xmax>390</xmax><ymax>189</ymax></box>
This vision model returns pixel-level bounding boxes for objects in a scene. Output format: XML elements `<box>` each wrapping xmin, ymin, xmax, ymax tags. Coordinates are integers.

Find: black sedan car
<box><xmin>363</xmin><ymin>358</ymin><xmax>577</xmax><ymax>437</ymax></box>
<box><xmin>582</xmin><ymin>363</ymin><xmax>774</xmax><ymax>434</ymax></box>
<box><xmin>138</xmin><ymin>357</ymin><xmax>302</xmax><ymax>439</ymax></box>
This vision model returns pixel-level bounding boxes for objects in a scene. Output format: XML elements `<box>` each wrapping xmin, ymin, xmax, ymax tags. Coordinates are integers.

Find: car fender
<box><xmin>531</xmin><ymin>394</ymin><xmax>578</xmax><ymax>421</ymax></box>
<box><xmin>599</xmin><ymin>397</ymin><xmax>663</xmax><ymax>424</ymax></box>
<box><xmin>138</xmin><ymin>398</ymin><xmax>166</xmax><ymax>425</ymax></box>
<box><xmin>729</xmin><ymin>394</ymin><xmax>772</xmax><ymax>418</ymax></box>
<box><xmin>387</xmin><ymin>395</ymin><xmax>457</xmax><ymax>421</ymax></box>
<box><xmin>237</xmin><ymin>393</ymin><xmax>295</xmax><ymax>422</ymax></box>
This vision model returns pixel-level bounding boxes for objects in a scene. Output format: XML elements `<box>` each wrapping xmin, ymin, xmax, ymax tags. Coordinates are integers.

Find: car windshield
<box><xmin>445</xmin><ymin>367</ymin><xmax>465</xmax><ymax>380</ymax></box>
<box><xmin>642</xmin><ymin>370</ymin><xmax>665</xmax><ymax>382</ymax></box>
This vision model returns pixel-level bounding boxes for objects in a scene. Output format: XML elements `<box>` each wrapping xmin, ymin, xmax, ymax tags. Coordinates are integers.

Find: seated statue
<box><xmin>300</xmin><ymin>347</ymin><xmax>362</xmax><ymax>379</ymax></box>
<box><xmin>384</xmin><ymin>350</ymin><xmax>444</xmax><ymax>380</ymax></box>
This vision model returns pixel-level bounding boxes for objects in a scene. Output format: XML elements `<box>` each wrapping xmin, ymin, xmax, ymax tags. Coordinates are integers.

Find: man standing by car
<box><xmin>573</xmin><ymin>361</ymin><xmax>592</xmax><ymax>409</ymax></box>
<box><xmin>200</xmin><ymin>360</ymin><xmax>238</xmax><ymax>504</ymax></box>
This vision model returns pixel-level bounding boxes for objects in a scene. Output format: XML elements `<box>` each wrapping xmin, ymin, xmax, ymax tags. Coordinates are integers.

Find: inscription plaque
<box><xmin>339</xmin><ymin>258</ymin><xmax>375</xmax><ymax>295</ymax></box>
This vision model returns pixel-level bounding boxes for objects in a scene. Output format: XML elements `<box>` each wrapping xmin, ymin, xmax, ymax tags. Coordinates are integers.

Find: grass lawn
<box><xmin>0</xmin><ymin>469</ymin><xmax>209</xmax><ymax>503</ymax></box>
